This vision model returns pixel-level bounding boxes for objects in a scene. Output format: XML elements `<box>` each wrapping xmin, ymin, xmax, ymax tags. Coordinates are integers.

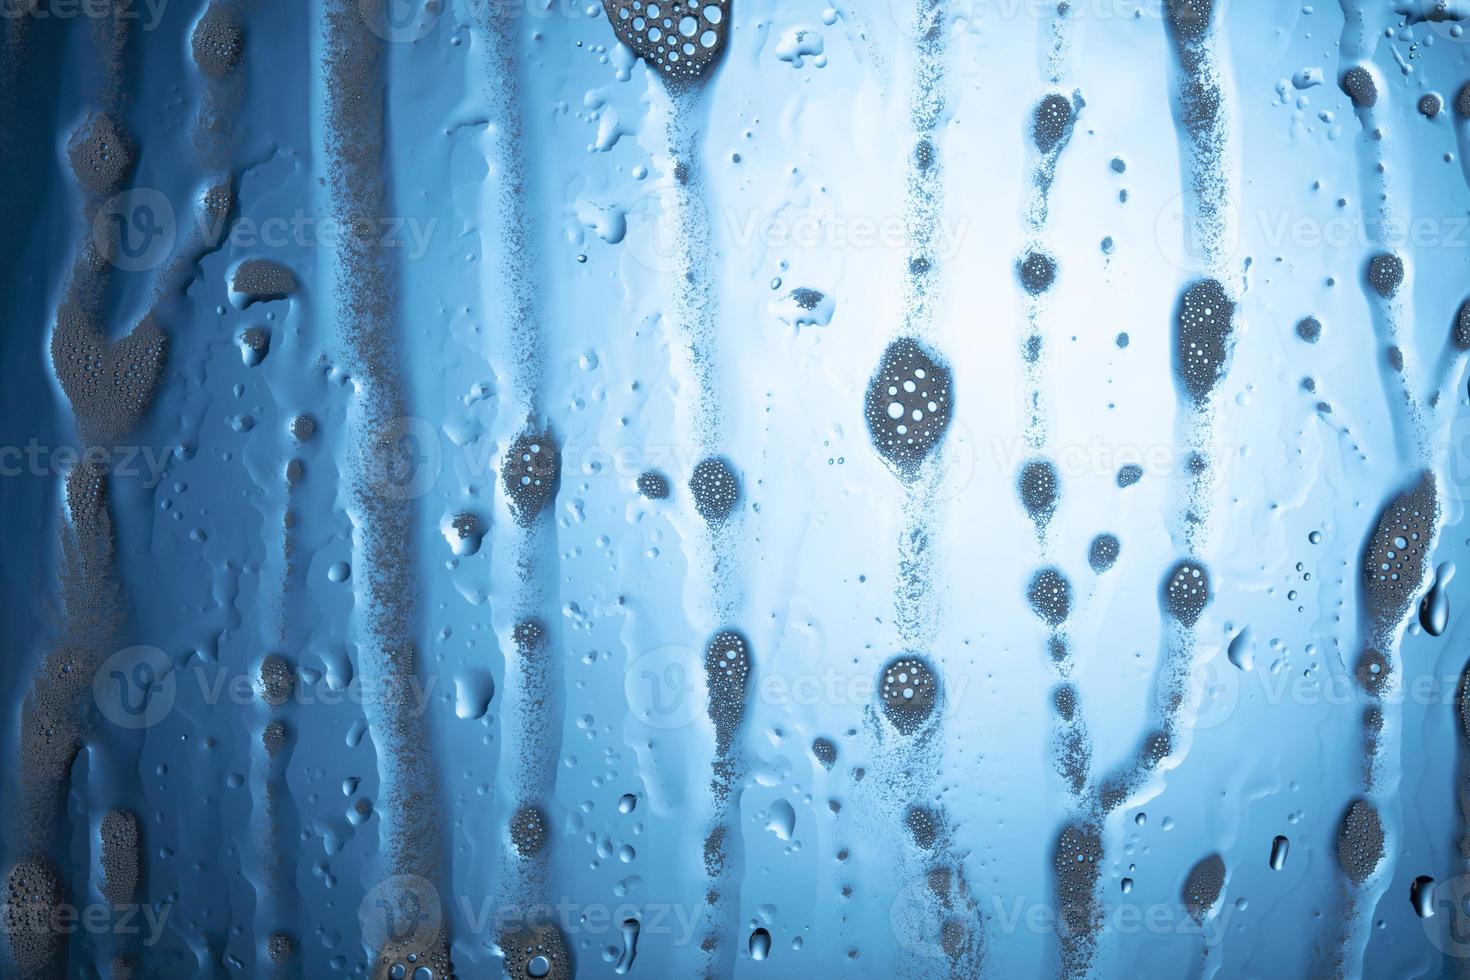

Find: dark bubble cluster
<box><xmin>1027</xmin><ymin>567</ymin><xmax>1072</xmax><ymax>627</ymax></box>
<box><xmin>1053</xmin><ymin>683</ymin><xmax>1078</xmax><ymax>721</ymax></box>
<box><xmin>1458</xmin><ymin>81</ymin><xmax>1470</xmax><ymax>119</ymax></box>
<box><xmin>1366</xmin><ymin>252</ymin><xmax>1404</xmax><ymax>299</ymax></box>
<box><xmin>500</xmin><ymin>923</ymin><xmax>573</xmax><ymax>980</ymax></box>
<box><xmin>864</xmin><ymin>337</ymin><xmax>954</xmax><ymax>478</ymax></box>
<box><xmin>1454</xmin><ymin>300</ymin><xmax>1470</xmax><ymax>352</ymax></box>
<box><xmin>262</xmin><ymin>719</ymin><xmax>289</xmax><ymax>757</ymax></box>
<box><xmin>51</xmin><ymin>305</ymin><xmax>168</xmax><ymax>447</ymax></box>
<box><xmin>67</xmin><ymin>112</ymin><xmax>135</xmax><ymax>196</ymax></box>
<box><xmin>878</xmin><ymin>655</ymin><xmax>939</xmax><ymax>735</ymax></box>
<box><xmin>1163</xmin><ymin>0</ymin><xmax>1216</xmax><ymax>41</ymax></box>
<box><xmin>1362</xmin><ymin>471</ymin><xmax>1439</xmax><ymax>629</ymax></box>
<box><xmin>1018</xmin><ymin>459</ymin><xmax>1059</xmax><ymax>527</ymax></box>
<box><xmin>636</xmin><ymin>470</ymin><xmax>670</xmax><ymax>500</ymax></box>
<box><xmin>601</xmin><ymin>0</ymin><xmax>728</xmax><ymax>82</ymax></box>
<box><xmin>1116</xmin><ymin>464</ymin><xmax>1143</xmax><ymax>488</ymax></box>
<box><xmin>192</xmin><ymin>2</ymin><xmax>244</xmax><ymax>78</ymax></box>
<box><xmin>258</xmin><ymin>654</ymin><xmax>296</xmax><ymax>707</ymax></box>
<box><xmin>266</xmin><ymin>933</ymin><xmax>295</xmax><ymax>965</ymax></box>
<box><xmin>704</xmin><ymin>630</ymin><xmax>751</xmax><ymax>757</ymax></box>
<box><xmin>1295</xmin><ymin>315</ymin><xmax>1321</xmax><ymax>344</ymax></box>
<box><xmin>502</xmin><ymin>426</ymin><xmax>561</xmax><ymax>527</ymax></box>
<box><xmin>1354</xmin><ymin>648</ymin><xmax>1389</xmax><ymax>698</ymax></box>
<box><xmin>811</xmin><ymin>736</ymin><xmax>837</xmax><ymax>771</ymax></box>
<box><xmin>1340</xmin><ymin>66</ymin><xmax>1378</xmax><ymax>109</ymax></box>
<box><xmin>1016</xmin><ymin>249</ymin><xmax>1058</xmax><ymax>295</ymax></box>
<box><xmin>914</xmin><ymin>138</ymin><xmax>936</xmax><ymax>172</ymax></box>
<box><xmin>1032</xmin><ymin>93</ymin><xmax>1075</xmax><ymax>154</ymax></box>
<box><xmin>4</xmin><ymin>859</ymin><xmax>63</xmax><ymax>973</ymax></box>
<box><xmin>1419</xmin><ymin>92</ymin><xmax>1443</xmax><ymax>118</ymax></box>
<box><xmin>510</xmin><ymin>804</ymin><xmax>548</xmax><ymax>858</ymax></box>
<box><xmin>1336</xmin><ymin>799</ymin><xmax>1385</xmax><ymax>885</ymax></box>
<box><xmin>232</xmin><ymin>258</ymin><xmax>297</xmax><ymax>305</ymax></box>
<box><xmin>1051</xmin><ymin>821</ymin><xmax>1102</xmax><ymax>939</ymax></box>
<box><xmin>1162</xmin><ymin>560</ymin><xmax>1211</xmax><ymax>627</ymax></box>
<box><xmin>904</xmin><ymin>804</ymin><xmax>942</xmax><ymax>850</ymax></box>
<box><xmin>239</xmin><ymin>325</ymin><xmax>270</xmax><ymax>367</ymax></box>
<box><xmin>515</xmin><ymin>618</ymin><xmax>549</xmax><ymax>659</ymax></box>
<box><xmin>99</xmin><ymin>810</ymin><xmax>139</xmax><ymax>907</ymax></box>
<box><xmin>290</xmin><ymin>413</ymin><xmax>317</xmax><ymax>443</ymax></box>
<box><xmin>1173</xmin><ymin>278</ymin><xmax>1236</xmax><ymax>406</ymax></box>
<box><xmin>451</xmin><ymin>511</ymin><xmax>486</xmax><ymax>556</ymax></box>
<box><xmin>1088</xmin><ymin>533</ymin><xmax>1120</xmax><ymax>573</ymax></box>
<box><xmin>1181</xmin><ymin>853</ymin><xmax>1226</xmax><ymax>923</ymax></box>
<box><xmin>688</xmin><ymin>456</ymin><xmax>740</xmax><ymax>524</ymax></box>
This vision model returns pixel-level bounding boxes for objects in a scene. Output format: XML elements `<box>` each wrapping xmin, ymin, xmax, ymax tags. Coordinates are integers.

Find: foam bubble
<box><xmin>601</xmin><ymin>0</ymin><xmax>728</xmax><ymax>83</ymax></box>
<box><xmin>864</xmin><ymin>337</ymin><xmax>954</xmax><ymax>478</ymax></box>
<box><xmin>878</xmin><ymin>654</ymin><xmax>939</xmax><ymax>735</ymax></box>
<box><xmin>500</xmin><ymin>923</ymin><xmax>572</xmax><ymax>979</ymax></box>
<box><xmin>1018</xmin><ymin>459</ymin><xmax>1060</xmax><ymax>527</ymax></box>
<box><xmin>192</xmin><ymin>2</ymin><xmax>244</xmax><ymax>78</ymax></box>
<box><xmin>510</xmin><ymin>804</ymin><xmax>548</xmax><ymax>858</ymax></box>
<box><xmin>66</xmin><ymin>112</ymin><xmax>135</xmax><ymax>196</ymax></box>
<box><xmin>1339</xmin><ymin>66</ymin><xmax>1377</xmax><ymax>109</ymax></box>
<box><xmin>258</xmin><ymin>654</ymin><xmax>296</xmax><ymax>707</ymax></box>
<box><xmin>1027</xmin><ymin>567</ymin><xmax>1072</xmax><ymax>627</ymax></box>
<box><xmin>99</xmin><ymin>809</ymin><xmax>139</xmax><ymax>907</ymax></box>
<box><xmin>1173</xmin><ymin>278</ymin><xmax>1236</xmax><ymax>406</ymax></box>
<box><xmin>1181</xmin><ymin>853</ymin><xmax>1226</xmax><ymax>922</ymax></box>
<box><xmin>290</xmin><ymin>414</ymin><xmax>317</xmax><ymax>443</ymax></box>
<box><xmin>1162</xmin><ymin>560</ymin><xmax>1211</xmax><ymax>627</ymax></box>
<box><xmin>1366</xmin><ymin>252</ymin><xmax>1404</xmax><ymax>299</ymax></box>
<box><xmin>1017</xmin><ymin>250</ymin><xmax>1057</xmax><ymax>295</ymax></box>
<box><xmin>230</xmin><ymin>258</ymin><xmax>297</xmax><ymax>306</ymax></box>
<box><xmin>704</xmin><ymin>630</ymin><xmax>751</xmax><ymax>757</ymax></box>
<box><xmin>1116</xmin><ymin>464</ymin><xmax>1143</xmax><ymax>488</ymax></box>
<box><xmin>1088</xmin><ymin>533</ymin><xmax>1120</xmax><ymax>573</ymax></box>
<box><xmin>3</xmin><ymin>859</ymin><xmax>63</xmax><ymax>973</ymax></box>
<box><xmin>688</xmin><ymin>456</ymin><xmax>740</xmax><ymax>524</ymax></box>
<box><xmin>1336</xmin><ymin>799</ymin><xmax>1385</xmax><ymax>884</ymax></box>
<box><xmin>811</xmin><ymin>736</ymin><xmax>837</xmax><ymax>771</ymax></box>
<box><xmin>1296</xmin><ymin>316</ymin><xmax>1322</xmax><ymax>344</ymax></box>
<box><xmin>1362</xmin><ymin>472</ymin><xmax>1439</xmax><ymax>630</ymax></box>
<box><xmin>1032</xmin><ymin>93</ymin><xmax>1075</xmax><ymax>154</ymax></box>
<box><xmin>904</xmin><ymin>804</ymin><xmax>942</xmax><ymax>850</ymax></box>
<box><xmin>502</xmin><ymin>426</ymin><xmax>561</xmax><ymax>527</ymax></box>
<box><xmin>1051</xmin><ymin>821</ymin><xmax>1102</xmax><ymax>946</ymax></box>
<box><xmin>266</xmin><ymin>933</ymin><xmax>295</xmax><ymax>965</ymax></box>
<box><xmin>637</xmin><ymin>470</ymin><xmax>670</xmax><ymax>500</ymax></box>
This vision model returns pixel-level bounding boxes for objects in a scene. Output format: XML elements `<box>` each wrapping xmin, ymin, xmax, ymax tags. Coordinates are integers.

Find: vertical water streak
<box><xmin>317</xmin><ymin>3</ymin><xmax>453</xmax><ymax>975</ymax></box>
<box><xmin>599</xmin><ymin>3</ymin><xmax>743</xmax><ymax>970</ymax></box>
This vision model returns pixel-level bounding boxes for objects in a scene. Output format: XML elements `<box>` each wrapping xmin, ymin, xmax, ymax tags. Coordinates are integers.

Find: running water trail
<box><xmin>317</xmin><ymin>3</ymin><xmax>453</xmax><ymax>976</ymax></box>
<box><xmin>599</xmin><ymin>4</ymin><xmax>746</xmax><ymax>972</ymax></box>
<box><xmin>855</xmin><ymin>0</ymin><xmax>981</xmax><ymax>973</ymax></box>
<box><xmin>1047</xmin><ymin>1</ymin><xmax>1240</xmax><ymax>973</ymax></box>
<box><xmin>472</xmin><ymin>5</ymin><xmax>571</xmax><ymax>972</ymax></box>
